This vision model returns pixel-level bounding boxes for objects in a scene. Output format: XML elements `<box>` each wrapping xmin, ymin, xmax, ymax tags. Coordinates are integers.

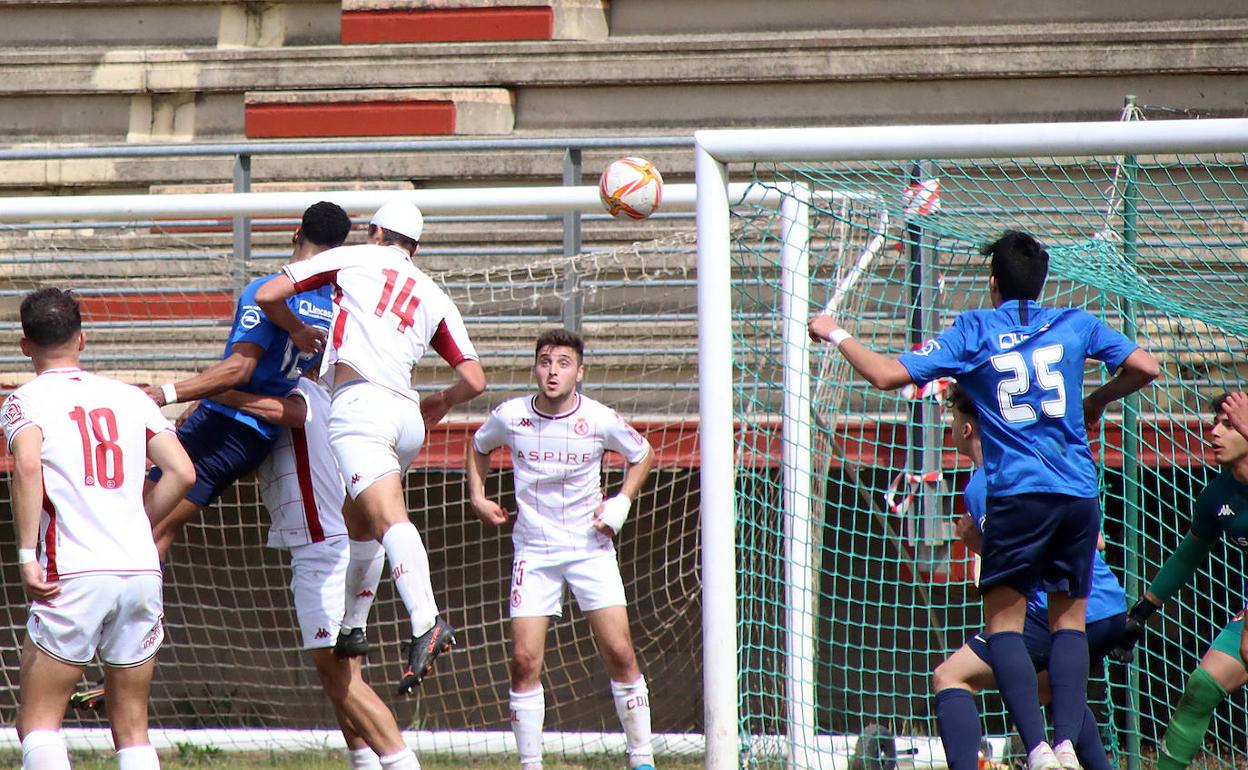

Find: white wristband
<box><xmin>828</xmin><ymin>329</ymin><xmax>852</xmax><ymax>347</ymax></box>
<box><xmin>17</xmin><ymin>548</ymin><xmax>36</xmax><ymax>564</ymax></box>
<box><xmin>161</xmin><ymin>383</ymin><xmax>179</xmax><ymax>406</ymax></box>
<box><xmin>596</xmin><ymin>493</ymin><xmax>633</xmax><ymax>535</ymax></box>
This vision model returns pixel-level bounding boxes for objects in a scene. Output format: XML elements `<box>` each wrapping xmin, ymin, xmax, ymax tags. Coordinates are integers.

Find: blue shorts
<box><xmin>980</xmin><ymin>493</ymin><xmax>1100</xmax><ymax>598</ymax></box>
<box><xmin>967</xmin><ymin>609</ymin><xmax>1126</xmax><ymax>675</ymax></box>
<box><xmin>148</xmin><ymin>406</ymin><xmax>276</xmax><ymax>507</ymax></box>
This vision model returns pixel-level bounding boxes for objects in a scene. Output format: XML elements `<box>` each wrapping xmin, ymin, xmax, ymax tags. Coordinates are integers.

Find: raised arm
<box><xmin>809</xmin><ymin>314</ymin><xmax>913</xmax><ymax>390</ymax></box>
<box><xmin>212</xmin><ymin>389</ymin><xmax>308</xmax><ymax>429</ymax></box>
<box><xmin>11</xmin><ymin>427</ymin><xmax>58</xmax><ymax>602</ymax></box>
<box><xmin>1083</xmin><ymin>347</ymin><xmax>1161</xmax><ymax>429</ymax></box>
<box><xmin>144</xmin><ymin>343</ymin><xmax>264</xmax><ymax>407</ymax></box>
<box><xmin>465</xmin><ymin>442</ymin><xmax>508</xmax><ymax>527</ymax></box>
<box><xmin>1221</xmin><ymin>391</ymin><xmax>1248</xmax><ymax>442</ymax></box>
<box><xmin>256</xmin><ymin>274</ymin><xmax>325</xmax><ymax>355</ymax></box>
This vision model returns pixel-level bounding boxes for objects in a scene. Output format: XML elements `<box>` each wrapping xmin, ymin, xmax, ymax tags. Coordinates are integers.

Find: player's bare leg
<box><xmin>17</xmin><ymin>637</ymin><xmax>80</xmax><ymax>770</ymax></box>
<box><xmin>310</xmin><ymin>649</ymin><xmax>419</xmax><ymax>769</ymax></box>
<box><xmin>151</xmin><ymin>498</ymin><xmax>204</xmax><ymax>559</ymax></box>
<box><xmin>587</xmin><ymin>607</ymin><xmax>654</xmax><ymax>770</ymax></box>
<box><xmin>983</xmin><ymin>586</ymin><xmax>1056</xmax><ymax>769</ymax></box>
<box><xmin>352</xmin><ymin>472</ymin><xmax>453</xmax><ymax>694</ymax></box>
<box><xmin>102</xmin><ymin>657</ymin><xmax>161</xmax><ymax>768</ymax></box>
<box><xmin>510</xmin><ymin>616</ymin><xmax>550</xmax><ymax>770</ymax></box>
<box><xmin>337</xmin><ymin>496</ymin><xmax>386</xmax><ymax>659</ymax></box>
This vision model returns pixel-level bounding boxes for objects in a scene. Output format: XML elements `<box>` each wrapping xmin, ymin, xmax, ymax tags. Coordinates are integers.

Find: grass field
<box><xmin>0</xmin><ymin>750</ymin><xmax>707</xmax><ymax>770</ymax></box>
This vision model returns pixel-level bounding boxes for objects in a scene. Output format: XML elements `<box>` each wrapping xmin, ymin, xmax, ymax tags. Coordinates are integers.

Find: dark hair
<box><xmin>1213</xmin><ymin>392</ymin><xmax>1231</xmax><ymax>415</ymax></box>
<box><xmin>21</xmin><ymin>288</ymin><xmax>81</xmax><ymax>347</ymax></box>
<box><xmin>946</xmin><ymin>381</ymin><xmax>978</xmax><ymax>420</ymax></box>
<box><xmin>534</xmin><ymin>328</ymin><xmax>584</xmax><ymax>362</ymax></box>
<box><xmin>982</xmin><ymin>229</ymin><xmax>1048</xmax><ymax>301</ymax></box>
<box><xmin>300</xmin><ymin>201</ymin><xmax>351</xmax><ymax>248</ymax></box>
<box><xmin>368</xmin><ymin>224</ymin><xmax>419</xmax><ymax>254</ymax></box>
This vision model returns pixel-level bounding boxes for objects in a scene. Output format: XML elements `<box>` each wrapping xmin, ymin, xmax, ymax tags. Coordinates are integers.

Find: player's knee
<box><xmin>932</xmin><ymin>662</ymin><xmax>956</xmax><ymax>693</ymax></box>
<box><xmin>510</xmin><ymin>652</ymin><xmax>543</xmax><ymax>685</ymax></box>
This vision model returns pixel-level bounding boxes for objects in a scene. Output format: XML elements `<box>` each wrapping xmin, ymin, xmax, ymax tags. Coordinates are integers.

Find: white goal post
<box><xmin>694</xmin><ymin>117</ymin><xmax>1248</xmax><ymax>770</ymax></box>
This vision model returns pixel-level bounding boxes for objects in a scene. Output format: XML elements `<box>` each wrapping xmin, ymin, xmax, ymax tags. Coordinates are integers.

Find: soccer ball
<box><xmin>598</xmin><ymin>157</ymin><xmax>663</xmax><ymax>220</ymax></box>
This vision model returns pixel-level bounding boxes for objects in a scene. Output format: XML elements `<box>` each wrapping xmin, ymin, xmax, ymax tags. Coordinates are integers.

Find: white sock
<box><xmin>343</xmin><ymin>538</ymin><xmax>386</xmax><ymax>629</ymax></box>
<box><xmin>21</xmin><ymin>730</ymin><xmax>70</xmax><ymax>770</ymax></box>
<box><xmin>611</xmin><ymin>676</ymin><xmax>654</xmax><ymax>768</ymax></box>
<box><xmin>381</xmin><ymin>522</ymin><xmax>439</xmax><ymax>636</ymax></box>
<box><xmin>509</xmin><ymin>687</ymin><xmax>545</xmax><ymax>769</ymax></box>
<box><xmin>348</xmin><ymin>747</ymin><xmax>383</xmax><ymax>770</ymax></box>
<box><xmin>378</xmin><ymin>748</ymin><xmax>420</xmax><ymax>770</ymax></box>
<box><xmin>117</xmin><ymin>744</ymin><xmax>160</xmax><ymax>770</ymax></box>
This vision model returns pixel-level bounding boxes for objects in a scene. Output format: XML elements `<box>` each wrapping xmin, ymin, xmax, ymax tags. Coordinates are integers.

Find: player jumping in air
<box><xmin>3</xmin><ymin>288</ymin><xmax>196</xmax><ymax>770</ymax></box>
<box><xmin>212</xmin><ymin>377</ymin><xmax>421</xmax><ymax>770</ymax></box>
<box><xmin>1107</xmin><ymin>392</ymin><xmax>1248</xmax><ymax>770</ymax></box>
<box><xmin>466</xmin><ymin>329</ymin><xmax>657</xmax><ymax>770</ymax></box>
<box><xmin>809</xmin><ymin>230</ymin><xmax>1159</xmax><ymax>770</ymax></box>
<box><xmin>933</xmin><ymin>383</ymin><xmax>1125</xmax><ymax>770</ymax></box>
<box><xmin>256</xmin><ymin>199</ymin><xmax>487</xmax><ymax>694</ymax></box>
<box><xmin>145</xmin><ymin>201</ymin><xmax>351</xmax><ymax>557</ymax></box>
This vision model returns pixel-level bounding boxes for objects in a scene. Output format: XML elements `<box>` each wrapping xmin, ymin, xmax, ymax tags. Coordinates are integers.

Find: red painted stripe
<box><xmin>331</xmin><ymin>286</ymin><xmax>348</xmax><ymax>348</ymax></box>
<box><xmin>77</xmin><ymin>292</ymin><xmax>235</xmax><ymax>322</ymax></box>
<box><xmin>291</xmin><ymin>268</ymin><xmax>338</xmax><ymax>295</ymax></box>
<box><xmin>290</xmin><ymin>427</ymin><xmax>325</xmax><ymax>543</ymax></box>
<box><xmin>341</xmin><ymin>7</ymin><xmax>554</xmax><ymax>44</ymax></box>
<box><xmin>246</xmin><ymin>101</ymin><xmax>455</xmax><ymax>139</ymax></box>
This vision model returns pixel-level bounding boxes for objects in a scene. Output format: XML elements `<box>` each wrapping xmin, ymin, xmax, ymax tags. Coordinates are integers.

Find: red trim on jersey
<box><xmin>530</xmin><ymin>393</ymin><xmax>581</xmax><ymax>420</ymax></box>
<box><xmin>331</xmin><ymin>286</ymin><xmax>349</xmax><ymax>349</ymax></box>
<box><xmin>290</xmin><ymin>268</ymin><xmax>339</xmax><ymax>294</ymax></box>
<box><xmin>430</xmin><ymin>319</ymin><xmax>470</xmax><ymax>367</ymax></box>
<box><xmin>41</xmin><ymin>467</ymin><xmax>58</xmax><ymax>581</ymax></box>
<box><xmin>290</xmin><ymin>427</ymin><xmax>325</xmax><ymax>543</ymax></box>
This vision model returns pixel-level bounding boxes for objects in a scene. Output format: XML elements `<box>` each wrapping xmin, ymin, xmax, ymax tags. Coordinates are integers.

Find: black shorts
<box><xmin>980</xmin><ymin>492</ymin><xmax>1100</xmax><ymax>598</ymax></box>
<box><xmin>148</xmin><ymin>406</ymin><xmax>275</xmax><ymax>507</ymax></box>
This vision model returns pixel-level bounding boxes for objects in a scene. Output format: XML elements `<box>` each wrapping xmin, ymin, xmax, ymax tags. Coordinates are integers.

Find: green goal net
<box><xmin>727</xmin><ymin>141</ymin><xmax>1248</xmax><ymax>769</ymax></box>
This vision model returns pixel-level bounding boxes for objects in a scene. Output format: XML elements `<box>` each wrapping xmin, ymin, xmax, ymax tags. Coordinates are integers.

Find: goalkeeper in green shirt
<box><xmin>1110</xmin><ymin>391</ymin><xmax>1248</xmax><ymax>770</ymax></box>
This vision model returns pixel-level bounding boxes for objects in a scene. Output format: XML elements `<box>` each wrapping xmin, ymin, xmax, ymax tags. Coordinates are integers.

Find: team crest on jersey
<box><xmin>574</xmin><ymin>417</ymin><xmax>589</xmax><ymax>436</ymax></box>
<box><xmin>912</xmin><ymin>339</ymin><xmax>941</xmax><ymax>357</ymax></box>
<box><xmin>2</xmin><ymin>399</ymin><xmax>22</xmax><ymax>427</ymax></box>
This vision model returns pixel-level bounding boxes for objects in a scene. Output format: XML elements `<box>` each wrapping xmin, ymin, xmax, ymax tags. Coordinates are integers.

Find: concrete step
<box><xmin>244</xmin><ymin>88</ymin><xmax>515</xmax><ymax>138</ymax></box>
<box><xmin>341</xmin><ymin>0</ymin><xmax>607</xmax><ymax>43</ymax></box>
<box><xmin>0</xmin><ymin>20</ymin><xmax>1243</xmax><ymax>141</ymax></box>
<box><xmin>0</xmin><ymin>0</ymin><xmax>339</xmax><ymax>48</ymax></box>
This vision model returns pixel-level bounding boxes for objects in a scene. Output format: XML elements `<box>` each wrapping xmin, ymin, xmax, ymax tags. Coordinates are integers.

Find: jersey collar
<box><xmin>530</xmin><ymin>393</ymin><xmax>581</xmax><ymax>420</ymax></box>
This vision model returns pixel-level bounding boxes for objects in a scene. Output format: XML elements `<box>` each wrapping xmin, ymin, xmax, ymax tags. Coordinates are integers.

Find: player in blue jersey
<box><xmin>932</xmin><ymin>384</ymin><xmax>1125</xmax><ymax>770</ymax></box>
<box><xmin>810</xmin><ymin>230</ymin><xmax>1158</xmax><ymax>770</ymax></box>
<box><xmin>145</xmin><ymin>201</ymin><xmax>352</xmax><ymax>558</ymax></box>
<box><xmin>1105</xmin><ymin>392</ymin><xmax>1248</xmax><ymax>770</ymax></box>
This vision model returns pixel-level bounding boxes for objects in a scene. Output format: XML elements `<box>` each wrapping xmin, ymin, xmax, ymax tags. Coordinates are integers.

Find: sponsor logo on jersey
<box><xmin>517</xmin><ymin>449</ymin><xmax>595</xmax><ymax>464</ymax></box>
<box><xmin>518</xmin><ymin>418</ymin><xmax>533</xmax><ymax>428</ymax></box>
<box><xmin>351</xmin><ymin>473</ymin><xmax>362</xmax><ymax>486</ymax></box>
<box><xmin>315</xmin><ymin>628</ymin><xmax>330</xmax><ymax>639</ymax></box>
<box><xmin>1218</xmin><ymin>504</ymin><xmax>1236</xmax><ymax>518</ymax></box>
<box><xmin>297</xmin><ymin>298</ymin><xmax>334</xmax><ymax>324</ymax></box>
<box><xmin>912</xmin><ymin>339</ymin><xmax>941</xmax><ymax>357</ymax></box>
<box><xmin>239</xmin><ymin>306</ymin><xmax>263</xmax><ymax>329</ymax></box>
<box><xmin>997</xmin><ymin>324</ymin><xmax>1051</xmax><ymax>351</ymax></box>
<box><xmin>356</xmin><ymin>589</ymin><xmax>374</xmax><ymax>598</ymax></box>
<box><xmin>574</xmin><ymin>417</ymin><xmax>589</xmax><ymax>436</ymax></box>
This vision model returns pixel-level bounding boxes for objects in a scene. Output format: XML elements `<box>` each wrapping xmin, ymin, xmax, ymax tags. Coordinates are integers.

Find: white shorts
<box><xmin>289</xmin><ymin>537</ymin><xmax>349</xmax><ymax>650</ymax></box>
<box><xmin>329</xmin><ymin>380</ymin><xmax>424</xmax><ymax>498</ymax></box>
<box><xmin>509</xmin><ymin>549</ymin><xmax>627</xmax><ymax>618</ymax></box>
<box><xmin>28</xmin><ymin>573</ymin><xmax>164</xmax><ymax>667</ymax></box>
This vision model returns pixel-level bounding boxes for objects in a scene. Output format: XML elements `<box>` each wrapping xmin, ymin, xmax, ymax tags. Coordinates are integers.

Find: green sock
<box><xmin>1156</xmin><ymin>666</ymin><xmax>1228</xmax><ymax>770</ymax></box>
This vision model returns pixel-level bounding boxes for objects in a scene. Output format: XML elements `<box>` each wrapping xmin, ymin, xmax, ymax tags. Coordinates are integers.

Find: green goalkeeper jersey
<box><xmin>1190</xmin><ymin>469</ymin><xmax>1248</xmax><ymax>552</ymax></box>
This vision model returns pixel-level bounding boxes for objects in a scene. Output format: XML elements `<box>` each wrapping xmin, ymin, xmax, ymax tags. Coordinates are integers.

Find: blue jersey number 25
<box><xmin>990</xmin><ymin>343</ymin><xmax>1066</xmax><ymax>423</ymax></box>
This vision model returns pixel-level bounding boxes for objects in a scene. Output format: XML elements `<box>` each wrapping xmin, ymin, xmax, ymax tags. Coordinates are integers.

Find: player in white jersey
<box><xmin>2</xmin><ymin>288</ymin><xmax>195</xmax><ymax>770</ymax></box>
<box><xmin>255</xmin><ymin>199</ymin><xmax>487</xmax><ymax>694</ymax></box>
<box><xmin>467</xmin><ymin>329</ymin><xmax>657</xmax><ymax>770</ymax></box>
<box><xmin>211</xmin><ymin>377</ymin><xmax>420</xmax><ymax>770</ymax></box>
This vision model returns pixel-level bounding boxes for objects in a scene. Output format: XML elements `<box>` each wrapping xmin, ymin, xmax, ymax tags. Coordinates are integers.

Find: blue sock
<box><xmin>935</xmin><ymin>688</ymin><xmax>981</xmax><ymax>770</ymax></box>
<box><xmin>1048</xmin><ymin>630</ymin><xmax>1090</xmax><ymax>745</ymax></box>
<box><xmin>987</xmin><ymin>631</ymin><xmax>1047</xmax><ymax>752</ymax></box>
<box><xmin>1074</xmin><ymin>705</ymin><xmax>1110</xmax><ymax>770</ymax></box>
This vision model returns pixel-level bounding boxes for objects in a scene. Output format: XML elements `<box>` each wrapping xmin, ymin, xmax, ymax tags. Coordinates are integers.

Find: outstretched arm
<box><xmin>144</xmin><ymin>343</ymin><xmax>265</xmax><ymax>407</ymax></box>
<box><xmin>213</xmin><ymin>389</ymin><xmax>308</xmax><ymax>429</ymax></box>
<box><xmin>809</xmin><ymin>314</ymin><xmax>913</xmax><ymax>390</ymax></box>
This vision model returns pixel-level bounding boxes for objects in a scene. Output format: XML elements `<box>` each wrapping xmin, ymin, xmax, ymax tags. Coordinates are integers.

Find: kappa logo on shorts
<box><xmin>315</xmin><ymin>628</ymin><xmax>331</xmax><ymax>639</ymax></box>
<box><xmin>574</xmin><ymin>417</ymin><xmax>589</xmax><ymax>436</ymax></box>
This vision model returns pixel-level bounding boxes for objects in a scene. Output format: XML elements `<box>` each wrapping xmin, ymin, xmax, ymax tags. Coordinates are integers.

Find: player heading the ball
<box><xmin>257</xmin><ymin>199</ymin><xmax>486</xmax><ymax>695</ymax></box>
<box><xmin>467</xmin><ymin>329</ymin><xmax>657</xmax><ymax>770</ymax></box>
<box><xmin>3</xmin><ymin>288</ymin><xmax>196</xmax><ymax>770</ymax></box>
<box><xmin>810</xmin><ymin>230</ymin><xmax>1159</xmax><ymax>770</ymax></box>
